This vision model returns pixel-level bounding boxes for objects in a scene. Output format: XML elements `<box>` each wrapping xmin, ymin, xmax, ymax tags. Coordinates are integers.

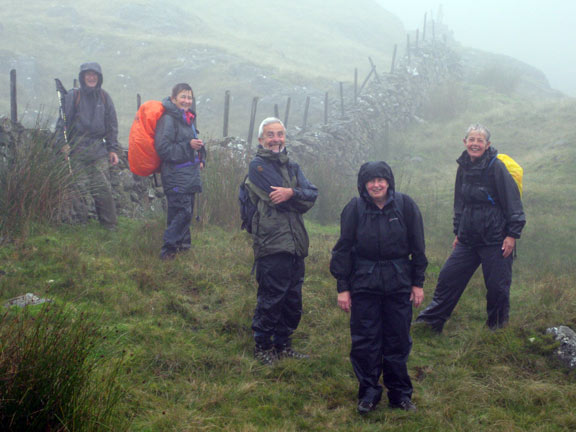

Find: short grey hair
<box><xmin>465</xmin><ymin>123</ymin><xmax>491</xmax><ymax>141</ymax></box>
<box><xmin>258</xmin><ymin>117</ymin><xmax>285</xmax><ymax>138</ymax></box>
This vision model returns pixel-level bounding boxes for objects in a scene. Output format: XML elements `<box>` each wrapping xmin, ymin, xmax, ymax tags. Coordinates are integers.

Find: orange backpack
<box><xmin>128</xmin><ymin>101</ymin><xmax>165</xmax><ymax>176</ymax></box>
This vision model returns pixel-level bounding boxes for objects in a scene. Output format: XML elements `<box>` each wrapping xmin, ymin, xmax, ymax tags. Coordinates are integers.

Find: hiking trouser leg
<box><xmin>162</xmin><ymin>193</ymin><xmax>193</xmax><ymax>256</ymax></box>
<box><xmin>273</xmin><ymin>256</ymin><xmax>305</xmax><ymax>348</ymax></box>
<box><xmin>350</xmin><ymin>293</ymin><xmax>384</xmax><ymax>404</ymax></box>
<box><xmin>177</xmin><ymin>194</ymin><xmax>195</xmax><ymax>250</ymax></box>
<box><xmin>88</xmin><ymin>157</ymin><xmax>117</xmax><ymax>228</ymax></box>
<box><xmin>381</xmin><ymin>291</ymin><xmax>413</xmax><ymax>404</ymax></box>
<box><xmin>252</xmin><ymin>253</ymin><xmax>302</xmax><ymax>348</ymax></box>
<box><xmin>417</xmin><ymin>243</ymin><xmax>481</xmax><ymax>330</ymax></box>
<box><xmin>479</xmin><ymin>245</ymin><xmax>513</xmax><ymax>329</ymax></box>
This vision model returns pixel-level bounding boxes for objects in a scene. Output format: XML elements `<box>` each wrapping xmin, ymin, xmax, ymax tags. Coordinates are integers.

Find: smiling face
<box><xmin>171</xmin><ymin>90</ymin><xmax>193</xmax><ymax>111</ymax></box>
<box><xmin>259</xmin><ymin>122</ymin><xmax>286</xmax><ymax>153</ymax></box>
<box><xmin>83</xmin><ymin>71</ymin><xmax>99</xmax><ymax>88</ymax></box>
<box><xmin>366</xmin><ymin>177</ymin><xmax>389</xmax><ymax>204</ymax></box>
<box><xmin>464</xmin><ymin>130</ymin><xmax>490</xmax><ymax>162</ymax></box>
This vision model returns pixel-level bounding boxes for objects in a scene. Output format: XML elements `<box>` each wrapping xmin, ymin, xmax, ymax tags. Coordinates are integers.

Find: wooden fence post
<box><xmin>358</xmin><ymin>68</ymin><xmax>374</xmax><ymax>97</ymax></box>
<box><xmin>339</xmin><ymin>82</ymin><xmax>345</xmax><ymax>118</ymax></box>
<box><xmin>302</xmin><ymin>96</ymin><xmax>310</xmax><ymax>131</ymax></box>
<box><xmin>247</xmin><ymin>97</ymin><xmax>259</xmax><ymax>152</ymax></box>
<box><xmin>390</xmin><ymin>44</ymin><xmax>398</xmax><ymax>74</ymax></box>
<box><xmin>369</xmin><ymin>57</ymin><xmax>381</xmax><ymax>83</ymax></box>
<box><xmin>137</xmin><ymin>93</ymin><xmax>142</xmax><ymax>110</ymax></box>
<box><xmin>324</xmin><ymin>92</ymin><xmax>329</xmax><ymax>125</ymax></box>
<box><xmin>284</xmin><ymin>97</ymin><xmax>291</xmax><ymax>128</ymax></box>
<box><xmin>10</xmin><ymin>69</ymin><xmax>17</xmax><ymax>123</ymax></box>
<box><xmin>223</xmin><ymin>90</ymin><xmax>230</xmax><ymax>137</ymax></box>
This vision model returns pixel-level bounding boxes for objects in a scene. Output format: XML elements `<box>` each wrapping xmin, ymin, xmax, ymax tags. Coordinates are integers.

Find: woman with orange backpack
<box><xmin>154</xmin><ymin>83</ymin><xmax>206</xmax><ymax>260</ymax></box>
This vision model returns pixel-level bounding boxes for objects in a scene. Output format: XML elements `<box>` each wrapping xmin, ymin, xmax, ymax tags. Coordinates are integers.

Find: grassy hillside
<box><xmin>1</xmin><ymin>89</ymin><xmax>575</xmax><ymax>430</ymax></box>
<box><xmin>0</xmin><ymin>0</ymin><xmax>404</xmax><ymax>137</ymax></box>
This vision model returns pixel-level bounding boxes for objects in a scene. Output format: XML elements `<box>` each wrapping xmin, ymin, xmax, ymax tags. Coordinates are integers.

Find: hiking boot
<box><xmin>357</xmin><ymin>400</ymin><xmax>376</xmax><ymax>414</ymax></box>
<box><xmin>275</xmin><ymin>346</ymin><xmax>310</xmax><ymax>360</ymax></box>
<box><xmin>254</xmin><ymin>345</ymin><xmax>277</xmax><ymax>365</ymax></box>
<box><xmin>389</xmin><ymin>399</ymin><xmax>417</xmax><ymax>412</ymax></box>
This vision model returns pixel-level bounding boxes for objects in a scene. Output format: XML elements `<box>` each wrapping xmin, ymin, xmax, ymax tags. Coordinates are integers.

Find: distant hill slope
<box><xmin>0</xmin><ymin>0</ymin><xmax>562</xmax><ymax>140</ymax></box>
<box><xmin>0</xmin><ymin>0</ymin><xmax>404</xmax><ymax>134</ymax></box>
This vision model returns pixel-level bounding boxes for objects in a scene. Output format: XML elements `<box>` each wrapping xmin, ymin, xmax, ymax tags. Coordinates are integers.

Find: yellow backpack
<box><xmin>488</xmin><ymin>154</ymin><xmax>523</xmax><ymax>198</ymax></box>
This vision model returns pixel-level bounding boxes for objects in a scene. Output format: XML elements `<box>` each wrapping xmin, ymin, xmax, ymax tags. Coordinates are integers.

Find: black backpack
<box><xmin>238</xmin><ymin>175</ymin><xmax>257</xmax><ymax>233</ymax></box>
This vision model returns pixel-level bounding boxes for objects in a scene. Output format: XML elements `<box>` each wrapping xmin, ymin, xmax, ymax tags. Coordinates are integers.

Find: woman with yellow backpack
<box><xmin>416</xmin><ymin>124</ymin><xmax>526</xmax><ymax>332</ymax></box>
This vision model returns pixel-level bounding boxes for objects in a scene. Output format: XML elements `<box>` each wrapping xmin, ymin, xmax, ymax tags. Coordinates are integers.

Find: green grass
<box><xmin>2</xmin><ymin>68</ymin><xmax>576</xmax><ymax>429</ymax></box>
<box><xmin>1</xmin><ymin>207</ymin><xmax>574</xmax><ymax>430</ymax></box>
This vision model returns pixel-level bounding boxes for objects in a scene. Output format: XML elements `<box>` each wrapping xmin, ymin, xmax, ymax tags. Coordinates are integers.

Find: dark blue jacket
<box><xmin>245</xmin><ymin>146</ymin><xmax>318</xmax><ymax>259</ymax></box>
<box><xmin>154</xmin><ymin>97</ymin><xmax>206</xmax><ymax>195</ymax></box>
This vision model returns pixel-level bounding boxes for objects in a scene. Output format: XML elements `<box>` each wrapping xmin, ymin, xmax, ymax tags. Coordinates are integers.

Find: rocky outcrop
<box><xmin>546</xmin><ymin>326</ymin><xmax>576</xmax><ymax>369</ymax></box>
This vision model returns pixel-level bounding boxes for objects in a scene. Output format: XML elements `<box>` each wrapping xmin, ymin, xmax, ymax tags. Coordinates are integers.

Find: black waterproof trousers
<box><xmin>350</xmin><ymin>291</ymin><xmax>413</xmax><ymax>405</ymax></box>
<box><xmin>252</xmin><ymin>253</ymin><xmax>304</xmax><ymax>349</ymax></box>
<box><xmin>417</xmin><ymin>242</ymin><xmax>513</xmax><ymax>331</ymax></box>
<box><xmin>161</xmin><ymin>193</ymin><xmax>195</xmax><ymax>257</ymax></box>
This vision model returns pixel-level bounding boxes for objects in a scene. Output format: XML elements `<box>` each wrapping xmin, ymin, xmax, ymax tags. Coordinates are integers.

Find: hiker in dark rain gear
<box><xmin>56</xmin><ymin>62</ymin><xmax>119</xmax><ymax>229</ymax></box>
<box><xmin>331</xmin><ymin>161</ymin><xmax>428</xmax><ymax>414</ymax></box>
<box><xmin>243</xmin><ymin>117</ymin><xmax>318</xmax><ymax>365</ymax></box>
<box><xmin>155</xmin><ymin>83</ymin><xmax>206</xmax><ymax>260</ymax></box>
<box><xmin>416</xmin><ymin>124</ymin><xmax>526</xmax><ymax>332</ymax></box>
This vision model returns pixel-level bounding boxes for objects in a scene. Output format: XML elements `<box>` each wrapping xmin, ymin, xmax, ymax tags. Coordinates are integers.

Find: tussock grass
<box><xmin>0</xmin><ymin>305</ymin><xmax>127</xmax><ymax>431</ymax></box>
<box><xmin>0</xmin><ymin>128</ymin><xmax>75</xmax><ymax>242</ymax></box>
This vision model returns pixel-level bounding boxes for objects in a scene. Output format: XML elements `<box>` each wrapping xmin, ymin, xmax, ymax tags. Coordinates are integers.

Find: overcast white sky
<box><xmin>379</xmin><ymin>0</ymin><xmax>576</xmax><ymax>96</ymax></box>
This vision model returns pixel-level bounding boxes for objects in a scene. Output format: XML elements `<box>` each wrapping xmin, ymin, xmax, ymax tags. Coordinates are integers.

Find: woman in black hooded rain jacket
<box><xmin>330</xmin><ymin>161</ymin><xmax>428</xmax><ymax>414</ymax></box>
<box><xmin>416</xmin><ymin>124</ymin><xmax>525</xmax><ymax>332</ymax></box>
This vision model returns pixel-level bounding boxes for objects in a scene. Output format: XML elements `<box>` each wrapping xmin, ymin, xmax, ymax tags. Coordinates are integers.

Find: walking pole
<box><xmin>54</xmin><ymin>78</ymin><xmax>72</xmax><ymax>173</ymax></box>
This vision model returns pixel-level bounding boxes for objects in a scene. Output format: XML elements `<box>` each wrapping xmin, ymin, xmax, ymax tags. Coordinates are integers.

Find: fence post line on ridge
<box><xmin>358</xmin><ymin>67</ymin><xmax>374</xmax><ymax>97</ymax></box>
<box><xmin>390</xmin><ymin>44</ymin><xmax>398</xmax><ymax>74</ymax></box>
<box><xmin>302</xmin><ymin>96</ymin><xmax>310</xmax><ymax>131</ymax></box>
<box><xmin>137</xmin><ymin>93</ymin><xmax>142</xmax><ymax>110</ymax></box>
<box><xmin>10</xmin><ymin>69</ymin><xmax>17</xmax><ymax>124</ymax></box>
<box><xmin>247</xmin><ymin>96</ymin><xmax>259</xmax><ymax>153</ymax></box>
<box><xmin>369</xmin><ymin>57</ymin><xmax>381</xmax><ymax>84</ymax></box>
<box><xmin>284</xmin><ymin>97</ymin><xmax>291</xmax><ymax>128</ymax></box>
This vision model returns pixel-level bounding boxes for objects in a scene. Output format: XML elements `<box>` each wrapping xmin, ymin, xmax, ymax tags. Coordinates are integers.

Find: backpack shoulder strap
<box><xmin>394</xmin><ymin>191</ymin><xmax>405</xmax><ymax>221</ymax></box>
<box><xmin>74</xmin><ymin>89</ymin><xmax>81</xmax><ymax>107</ymax></box>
